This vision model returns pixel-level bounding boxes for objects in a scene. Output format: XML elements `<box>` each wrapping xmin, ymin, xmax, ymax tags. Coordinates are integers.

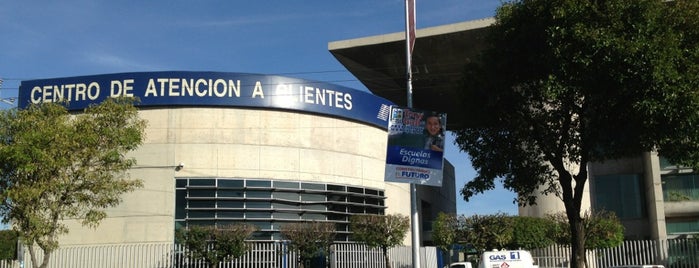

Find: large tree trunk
<box><xmin>27</xmin><ymin>244</ymin><xmax>52</xmax><ymax>268</ymax></box>
<box><xmin>568</xmin><ymin>211</ymin><xmax>586</xmax><ymax>268</ymax></box>
<box><xmin>383</xmin><ymin>247</ymin><xmax>392</xmax><ymax>268</ymax></box>
<box><xmin>556</xmin><ymin>162</ymin><xmax>589</xmax><ymax>268</ymax></box>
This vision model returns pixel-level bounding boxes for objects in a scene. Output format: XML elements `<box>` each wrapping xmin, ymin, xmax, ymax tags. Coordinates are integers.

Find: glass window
<box><xmin>189</xmin><ymin>200</ymin><xmax>215</xmax><ymax>208</ymax></box>
<box><xmin>189</xmin><ymin>179</ymin><xmax>215</xmax><ymax>186</ymax></box>
<box><xmin>348</xmin><ymin>196</ymin><xmax>364</xmax><ymax>204</ymax></box>
<box><xmin>301</xmin><ymin>183</ymin><xmax>324</xmax><ymax>191</ymax></box>
<box><xmin>274</xmin><ymin>192</ymin><xmax>299</xmax><ymax>201</ymax></box>
<box><xmin>247</xmin><ymin>190</ymin><xmax>272</xmax><ymax>198</ymax></box>
<box><xmin>218</xmin><ymin>189</ymin><xmax>244</xmax><ymax>198</ymax></box>
<box><xmin>217</xmin><ymin>211</ymin><xmax>244</xmax><ymax>218</ymax></box>
<box><xmin>327</xmin><ymin>184</ymin><xmax>345</xmax><ymax>192</ymax></box>
<box><xmin>274</xmin><ymin>181</ymin><xmax>299</xmax><ymax>189</ymax></box>
<box><xmin>189</xmin><ymin>189</ymin><xmax>215</xmax><ymax>197</ymax></box>
<box><xmin>328</xmin><ymin>204</ymin><xmax>346</xmax><ymax>212</ymax></box>
<box><xmin>328</xmin><ymin>214</ymin><xmax>346</xmax><ymax>221</ymax></box>
<box><xmin>666</xmin><ymin>218</ymin><xmax>699</xmax><ymax>234</ymax></box>
<box><xmin>302</xmin><ymin>213</ymin><xmax>326</xmax><ymax>220</ymax></box>
<box><xmin>348</xmin><ymin>187</ymin><xmax>363</xmax><ymax>194</ymax></box>
<box><xmin>248</xmin><ymin>221</ymin><xmax>271</xmax><ymax>230</ymax></box>
<box><xmin>271</xmin><ymin>233</ymin><xmax>284</xmax><ymax>240</ymax></box>
<box><xmin>218</xmin><ymin>180</ymin><xmax>244</xmax><ymax>188</ymax></box>
<box><xmin>188</xmin><ymin>210</ymin><xmax>215</xmax><ymax>218</ymax></box>
<box><xmin>189</xmin><ymin>220</ymin><xmax>215</xmax><ymax>227</ymax></box>
<box><xmin>662</xmin><ymin>174</ymin><xmax>699</xmax><ymax>201</ymax></box>
<box><xmin>273</xmin><ymin>212</ymin><xmax>299</xmax><ymax>219</ymax></box>
<box><xmin>176</xmin><ymin>179</ymin><xmax>187</xmax><ymax>188</ymax></box>
<box><xmin>247</xmin><ymin>211</ymin><xmax>272</xmax><ymax>219</ymax></box>
<box><xmin>301</xmin><ymin>193</ymin><xmax>325</xmax><ymax>202</ymax></box>
<box><xmin>349</xmin><ymin>206</ymin><xmax>364</xmax><ymax>214</ymax></box>
<box><xmin>177</xmin><ymin>178</ymin><xmax>386</xmax><ymax>243</ymax></box>
<box><xmin>175</xmin><ymin>190</ymin><xmax>186</xmax><ymax>220</ymax></box>
<box><xmin>365</xmin><ymin>198</ymin><xmax>380</xmax><ymax>205</ymax></box>
<box><xmin>250</xmin><ymin>232</ymin><xmax>271</xmax><ymax>240</ymax></box>
<box><xmin>247</xmin><ymin>201</ymin><xmax>271</xmax><ymax>208</ymax></box>
<box><xmin>366</xmin><ymin>207</ymin><xmax>381</xmax><ymax>214</ymax></box>
<box><xmin>247</xmin><ymin>180</ymin><xmax>271</xmax><ymax>187</ymax></box>
<box><xmin>218</xmin><ymin>200</ymin><xmax>244</xmax><ymax>208</ymax></box>
<box><xmin>593</xmin><ymin>174</ymin><xmax>646</xmax><ymax>219</ymax></box>
<box><xmin>272</xmin><ymin>202</ymin><xmax>298</xmax><ymax>209</ymax></box>
<box><xmin>301</xmin><ymin>204</ymin><xmax>326</xmax><ymax>211</ymax></box>
<box><xmin>327</xmin><ymin>194</ymin><xmax>346</xmax><ymax>202</ymax></box>
<box><xmin>174</xmin><ymin>220</ymin><xmax>185</xmax><ymax>231</ymax></box>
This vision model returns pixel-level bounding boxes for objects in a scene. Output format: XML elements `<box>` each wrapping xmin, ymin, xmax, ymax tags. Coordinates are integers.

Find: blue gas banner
<box><xmin>18</xmin><ymin>71</ymin><xmax>395</xmax><ymax>129</ymax></box>
<box><xmin>384</xmin><ymin>106</ymin><xmax>446</xmax><ymax>186</ymax></box>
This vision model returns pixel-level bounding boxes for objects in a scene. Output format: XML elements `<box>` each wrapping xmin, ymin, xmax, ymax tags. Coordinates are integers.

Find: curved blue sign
<box><xmin>18</xmin><ymin>71</ymin><xmax>395</xmax><ymax>129</ymax></box>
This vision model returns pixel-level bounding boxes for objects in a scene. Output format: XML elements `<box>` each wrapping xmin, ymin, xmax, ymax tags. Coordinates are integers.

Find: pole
<box><xmin>405</xmin><ymin>0</ymin><xmax>420</xmax><ymax>267</ymax></box>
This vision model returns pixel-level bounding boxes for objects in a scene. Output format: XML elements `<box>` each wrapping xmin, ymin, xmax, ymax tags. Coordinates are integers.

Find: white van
<box><xmin>478</xmin><ymin>250</ymin><xmax>537</xmax><ymax>268</ymax></box>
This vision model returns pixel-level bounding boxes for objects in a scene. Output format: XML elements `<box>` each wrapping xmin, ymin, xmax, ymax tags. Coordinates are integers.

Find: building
<box><xmin>328</xmin><ymin>19</ymin><xmax>699</xmax><ymax>240</ymax></box>
<box><xmin>18</xmin><ymin>71</ymin><xmax>456</xmax><ymax>246</ymax></box>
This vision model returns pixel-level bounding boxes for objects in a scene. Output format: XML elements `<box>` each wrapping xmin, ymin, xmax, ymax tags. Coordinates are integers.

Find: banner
<box><xmin>384</xmin><ymin>106</ymin><xmax>445</xmax><ymax>186</ymax></box>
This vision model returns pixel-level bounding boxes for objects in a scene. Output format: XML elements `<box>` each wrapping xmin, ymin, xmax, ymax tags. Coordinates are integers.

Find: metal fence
<box><xmin>4</xmin><ymin>242</ymin><xmax>438</xmax><ymax>268</ymax></box>
<box><xmin>529</xmin><ymin>238</ymin><xmax>698</xmax><ymax>268</ymax></box>
<box><xmin>1</xmin><ymin>238</ymin><xmax>695</xmax><ymax>268</ymax></box>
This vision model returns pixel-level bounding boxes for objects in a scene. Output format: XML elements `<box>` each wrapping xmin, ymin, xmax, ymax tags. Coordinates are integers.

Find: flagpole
<box><xmin>404</xmin><ymin>0</ymin><xmax>420</xmax><ymax>267</ymax></box>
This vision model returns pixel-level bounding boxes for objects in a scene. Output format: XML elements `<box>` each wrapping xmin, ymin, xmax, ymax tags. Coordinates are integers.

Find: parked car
<box><xmin>449</xmin><ymin>262</ymin><xmax>473</xmax><ymax>268</ymax></box>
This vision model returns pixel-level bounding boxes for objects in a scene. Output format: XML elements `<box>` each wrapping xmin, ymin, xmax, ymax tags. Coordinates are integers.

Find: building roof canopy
<box><xmin>329</xmin><ymin>18</ymin><xmax>494</xmax><ymax>130</ymax></box>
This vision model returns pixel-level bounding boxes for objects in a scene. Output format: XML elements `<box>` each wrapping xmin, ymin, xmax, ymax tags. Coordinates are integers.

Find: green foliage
<box><xmin>279</xmin><ymin>221</ymin><xmax>335</xmax><ymax>268</ymax></box>
<box><xmin>456</xmin><ymin>1</ymin><xmax>699</xmax><ymax>267</ymax></box>
<box><xmin>508</xmin><ymin>216</ymin><xmax>556</xmax><ymax>250</ymax></box>
<box><xmin>458</xmin><ymin>214</ymin><xmax>555</xmax><ymax>253</ymax></box>
<box><xmin>548</xmin><ymin>211</ymin><xmax>624</xmax><ymax>250</ymax></box>
<box><xmin>0</xmin><ymin>230</ymin><xmax>18</xmax><ymax>260</ymax></box>
<box><xmin>0</xmin><ymin>98</ymin><xmax>146</xmax><ymax>268</ymax></box>
<box><xmin>432</xmin><ymin>212</ymin><xmax>459</xmax><ymax>252</ymax></box>
<box><xmin>176</xmin><ymin>224</ymin><xmax>256</xmax><ymax>268</ymax></box>
<box><xmin>459</xmin><ymin>213</ymin><xmax>514</xmax><ymax>253</ymax></box>
<box><xmin>350</xmin><ymin>214</ymin><xmax>409</xmax><ymax>268</ymax></box>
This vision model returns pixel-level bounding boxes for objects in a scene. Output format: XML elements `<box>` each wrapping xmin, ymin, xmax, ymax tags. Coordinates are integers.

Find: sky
<box><xmin>0</xmin><ymin>0</ymin><xmax>518</xmax><ymax>216</ymax></box>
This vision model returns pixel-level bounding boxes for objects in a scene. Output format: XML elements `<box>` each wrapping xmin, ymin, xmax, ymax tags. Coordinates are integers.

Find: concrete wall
<box><xmin>59</xmin><ymin>107</ymin><xmax>414</xmax><ymax>246</ymax></box>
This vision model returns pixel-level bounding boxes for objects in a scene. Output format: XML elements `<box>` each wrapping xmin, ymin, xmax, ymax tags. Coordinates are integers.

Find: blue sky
<box><xmin>0</xmin><ymin>1</ymin><xmax>517</xmax><ymax>216</ymax></box>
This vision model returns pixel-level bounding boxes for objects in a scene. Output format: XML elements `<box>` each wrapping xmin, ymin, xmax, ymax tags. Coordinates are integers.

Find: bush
<box><xmin>0</xmin><ymin>230</ymin><xmax>18</xmax><ymax>260</ymax></box>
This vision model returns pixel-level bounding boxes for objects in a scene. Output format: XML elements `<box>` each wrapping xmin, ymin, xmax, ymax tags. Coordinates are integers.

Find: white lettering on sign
<box><xmin>26</xmin><ymin>76</ymin><xmax>355</xmax><ymax>113</ymax></box>
<box><xmin>144</xmin><ymin>78</ymin><xmax>241</xmax><ymax>98</ymax></box>
<box><xmin>298</xmin><ymin>85</ymin><xmax>353</xmax><ymax>110</ymax></box>
<box><xmin>30</xmin><ymin>82</ymin><xmax>100</xmax><ymax>104</ymax></box>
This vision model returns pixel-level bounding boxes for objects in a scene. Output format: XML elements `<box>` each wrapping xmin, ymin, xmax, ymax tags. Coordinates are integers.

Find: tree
<box><xmin>456</xmin><ymin>1</ymin><xmax>699</xmax><ymax>267</ymax></box>
<box><xmin>0</xmin><ymin>98</ymin><xmax>147</xmax><ymax>268</ymax></box>
<box><xmin>549</xmin><ymin>211</ymin><xmax>624</xmax><ymax>250</ymax></box>
<box><xmin>457</xmin><ymin>214</ymin><xmax>555</xmax><ymax>254</ymax></box>
<box><xmin>459</xmin><ymin>214</ymin><xmax>514</xmax><ymax>254</ymax></box>
<box><xmin>280</xmin><ymin>221</ymin><xmax>335</xmax><ymax>268</ymax></box>
<box><xmin>507</xmin><ymin>216</ymin><xmax>556</xmax><ymax>250</ymax></box>
<box><xmin>176</xmin><ymin>224</ymin><xmax>256</xmax><ymax>268</ymax></box>
<box><xmin>0</xmin><ymin>230</ymin><xmax>18</xmax><ymax>260</ymax></box>
<box><xmin>432</xmin><ymin>212</ymin><xmax>458</xmax><ymax>252</ymax></box>
<box><xmin>432</xmin><ymin>212</ymin><xmax>459</xmax><ymax>263</ymax></box>
<box><xmin>349</xmin><ymin>214</ymin><xmax>409</xmax><ymax>268</ymax></box>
